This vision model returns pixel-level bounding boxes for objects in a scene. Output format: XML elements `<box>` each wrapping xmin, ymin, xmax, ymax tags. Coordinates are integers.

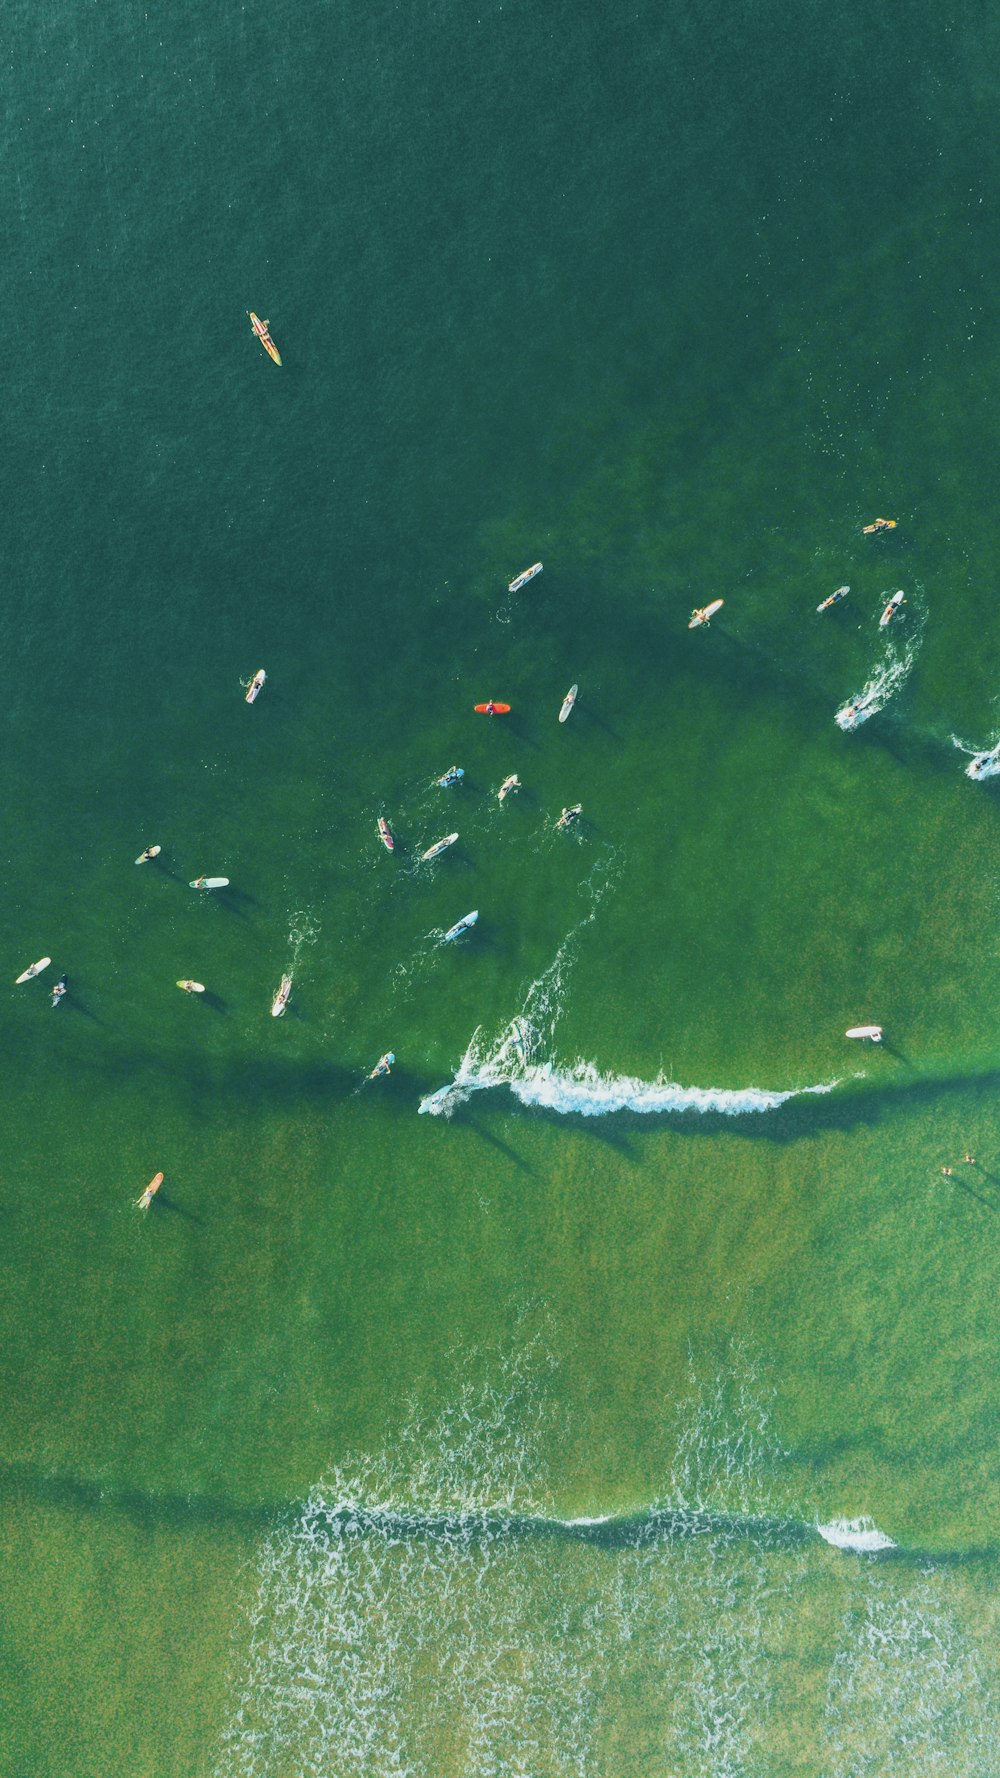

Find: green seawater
<box><xmin>3</xmin><ymin>1</ymin><xmax>1000</xmax><ymax>1772</ymax></box>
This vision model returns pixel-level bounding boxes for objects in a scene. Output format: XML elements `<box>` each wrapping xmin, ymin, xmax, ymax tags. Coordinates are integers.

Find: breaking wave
<box><xmin>213</xmin><ymin>1339</ymin><xmax>984</xmax><ymax>1778</ymax></box>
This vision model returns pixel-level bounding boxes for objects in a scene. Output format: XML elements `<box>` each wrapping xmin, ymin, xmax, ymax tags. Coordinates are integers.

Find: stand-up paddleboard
<box><xmin>846</xmin><ymin>1025</ymin><xmax>883</xmax><ymax>1041</ymax></box>
<box><xmin>879</xmin><ymin>590</ymin><xmax>905</xmax><ymax>627</ymax></box>
<box><xmin>135</xmin><ymin>845</ymin><xmax>161</xmax><ymax>864</ymax></box>
<box><xmin>443</xmin><ymin>909</ymin><xmax>478</xmax><ymax>942</ymax></box>
<box><xmin>15</xmin><ymin>957</ymin><xmax>51</xmax><ymax>984</ymax></box>
<box><xmin>245</xmin><ymin>669</ymin><xmax>266</xmax><ymax>705</ymax></box>
<box><xmin>135</xmin><ymin>1171</ymin><xmax>164</xmax><ymax>1210</ymax></box>
<box><xmin>817</xmin><ymin>586</ymin><xmax>849</xmax><ymax>612</ymax></box>
<box><xmin>189</xmin><ymin>877</ymin><xmax>229</xmax><ymax>890</ymax></box>
<box><xmin>368</xmin><ymin>1050</ymin><xmax>395</xmax><ymax>1079</ymax></box>
<box><xmin>863</xmin><ymin>517</ymin><xmax>897</xmax><ymax>534</ymax></box>
<box><xmin>177</xmin><ymin>980</ymin><xmax>206</xmax><ymax>994</ymax></box>
<box><xmin>377</xmin><ymin>816</ymin><xmax>395</xmax><ymax>852</ymax></box>
<box><xmin>271</xmin><ymin>974</ymin><xmax>292</xmax><ymax>1017</ymax></box>
<box><xmin>421</xmin><ymin>832</ymin><xmax>458</xmax><ymax>861</ymax></box>
<box><xmin>558</xmin><ymin>684</ymin><xmax>578</xmax><ymax>723</ymax></box>
<box><xmin>249</xmin><ymin>312</ymin><xmax>281</xmax><ymax>365</ymax></box>
<box><xmin>436</xmin><ymin>766</ymin><xmax>464</xmax><ymax>788</ymax></box>
<box><xmin>474</xmin><ymin>702</ymin><xmax>511</xmax><ymax>715</ymax></box>
<box><xmin>498</xmin><ymin>774</ymin><xmax>520</xmax><ymax>802</ymax></box>
<box><xmin>50</xmin><ymin>974</ymin><xmax>67</xmax><ymax>1007</ymax></box>
<box><xmin>508</xmin><ymin>562</ymin><xmax>542</xmax><ymax>593</ymax></box>
<box><xmin>689</xmin><ymin>599</ymin><xmax>724</xmax><ymax>629</ymax></box>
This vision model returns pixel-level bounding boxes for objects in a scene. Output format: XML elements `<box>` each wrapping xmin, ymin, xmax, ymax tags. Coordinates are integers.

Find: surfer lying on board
<box><xmin>135</xmin><ymin>1172</ymin><xmax>164</xmax><ymax>1210</ymax></box>
<box><xmin>862</xmin><ymin>517</ymin><xmax>897</xmax><ymax>534</ymax></box>
<box><xmin>555</xmin><ymin>804</ymin><xmax>582</xmax><ymax>831</ymax></box>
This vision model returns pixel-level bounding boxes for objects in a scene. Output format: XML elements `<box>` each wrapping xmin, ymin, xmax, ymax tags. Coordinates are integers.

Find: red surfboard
<box><xmin>474</xmin><ymin>702</ymin><xmax>511</xmax><ymax>715</ymax></box>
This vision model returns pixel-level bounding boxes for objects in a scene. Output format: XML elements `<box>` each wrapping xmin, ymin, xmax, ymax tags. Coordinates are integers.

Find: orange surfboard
<box><xmin>474</xmin><ymin>702</ymin><xmax>511</xmax><ymax>714</ymax></box>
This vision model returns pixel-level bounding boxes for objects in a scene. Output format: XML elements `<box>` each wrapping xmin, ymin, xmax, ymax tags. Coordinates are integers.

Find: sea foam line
<box><xmin>273</xmin><ymin>1494</ymin><xmax>897</xmax><ymax>1559</ymax></box>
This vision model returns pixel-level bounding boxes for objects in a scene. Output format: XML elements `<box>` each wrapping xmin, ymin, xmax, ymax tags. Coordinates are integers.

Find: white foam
<box><xmin>421</xmin><ymin>1058</ymin><xmax>841</xmax><ymax>1119</ymax></box>
<box><xmin>835</xmin><ymin>615</ymin><xmax>924</xmax><ymax>729</ymax></box>
<box><xmin>817</xmin><ymin>1516</ymin><xmax>896</xmax><ymax>1553</ymax></box>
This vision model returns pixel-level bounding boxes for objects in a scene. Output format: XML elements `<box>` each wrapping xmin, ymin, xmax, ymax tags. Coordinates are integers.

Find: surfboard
<box><xmin>436</xmin><ymin>767</ymin><xmax>464</xmax><ymax>787</ymax></box>
<box><xmin>135</xmin><ymin>845</ymin><xmax>161</xmax><ymax>863</ymax></box>
<box><xmin>421</xmin><ymin>833</ymin><xmax>459</xmax><ymax>861</ymax></box>
<box><xmin>845</xmin><ymin>1025</ymin><xmax>882</xmax><ymax>1040</ymax></box>
<box><xmin>245</xmin><ymin>669</ymin><xmax>266</xmax><ymax>704</ymax></box>
<box><xmin>135</xmin><ymin>1170</ymin><xmax>164</xmax><ymax>1208</ymax></box>
<box><xmin>559</xmin><ymin>685</ymin><xmax>578</xmax><ymax>722</ymax></box>
<box><xmin>689</xmin><ymin>599</ymin><xmax>724</xmax><ymax>629</ymax></box>
<box><xmin>176</xmin><ymin>980</ymin><xmax>206</xmax><ymax>993</ymax></box>
<box><xmin>377</xmin><ymin>817</ymin><xmax>395</xmax><ymax>851</ymax></box>
<box><xmin>271</xmin><ymin>975</ymin><xmax>292</xmax><ymax>1017</ymax></box>
<box><xmin>189</xmin><ymin>877</ymin><xmax>229</xmax><ymax>889</ymax></box>
<box><xmin>879</xmin><ymin>591</ymin><xmax>905</xmax><ymax>627</ymax></box>
<box><xmin>443</xmin><ymin>910</ymin><xmax>478</xmax><ymax>941</ymax></box>
<box><xmin>15</xmin><ymin>957</ymin><xmax>51</xmax><ymax>984</ymax></box>
<box><xmin>249</xmin><ymin>313</ymin><xmax>281</xmax><ymax>365</ymax></box>
<box><xmin>817</xmin><ymin>587</ymin><xmax>849</xmax><ymax>612</ymax></box>
<box><xmin>508</xmin><ymin>562</ymin><xmax>542</xmax><ymax>592</ymax></box>
<box><xmin>474</xmin><ymin>702</ymin><xmax>511</xmax><ymax>715</ymax></box>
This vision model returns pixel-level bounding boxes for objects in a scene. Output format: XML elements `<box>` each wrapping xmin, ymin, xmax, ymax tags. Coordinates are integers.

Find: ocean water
<box><xmin>3</xmin><ymin>0</ymin><xmax>1000</xmax><ymax>1772</ymax></box>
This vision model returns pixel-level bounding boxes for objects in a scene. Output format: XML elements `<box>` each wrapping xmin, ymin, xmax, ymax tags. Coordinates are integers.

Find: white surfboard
<box><xmin>559</xmin><ymin>684</ymin><xmax>578</xmax><ymax>723</ymax></box>
<box><xmin>245</xmin><ymin>669</ymin><xmax>266</xmax><ymax>704</ymax></box>
<box><xmin>689</xmin><ymin>599</ymin><xmax>724</xmax><ymax>629</ymax></box>
<box><xmin>508</xmin><ymin>562</ymin><xmax>542</xmax><ymax>593</ymax></box>
<box><xmin>421</xmin><ymin>832</ymin><xmax>459</xmax><ymax>861</ymax></box>
<box><xmin>845</xmin><ymin>1025</ymin><xmax>882</xmax><ymax>1041</ymax></box>
<box><xmin>15</xmin><ymin>956</ymin><xmax>51</xmax><ymax>984</ymax></box>
<box><xmin>189</xmin><ymin>877</ymin><xmax>230</xmax><ymax>890</ymax></box>
<box><xmin>443</xmin><ymin>910</ymin><xmax>478</xmax><ymax>942</ymax></box>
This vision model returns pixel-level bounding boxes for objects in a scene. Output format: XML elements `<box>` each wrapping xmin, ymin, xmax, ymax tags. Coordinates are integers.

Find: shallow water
<box><xmin>2</xmin><ymin>0</ymin><xmax>1000</xmax><ymax>1772</ymax></box>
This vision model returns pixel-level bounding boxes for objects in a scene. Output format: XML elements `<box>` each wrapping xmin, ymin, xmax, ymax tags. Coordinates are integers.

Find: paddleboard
<box><xmin>421</xmin><ymin>832</ymin><xmax>459</xmax><ymax>861</ymax></box>
<box><xmin>377</xmin><ymin>816</ymin><xmax>395</xmax><ymax>851</ymax></box>
<box><xmin>474</xmin><ymin>702</ymin><xmax>511</xmax><ymax>715</ymax></box>
<box><xmin>15</xmin><ymin>957</ymin><xmax>51</xmax><ymax>984</ymax></box>
<box><xmin>846</xmin><ymin>1025</ymin><xmax>883</xmax><ymax>1041</ymax></box>
<box><xmin>135</xmin><ymin>845</ymin><xmax>161</xmax><ymax>863</ymax></box>
<box><xmin>559</xmin><ymin>684</ymin><xmax>578</xmax><ymax>722</ymax></box>
<box><xmin>176</xmin><ymin>980</ymin><xmax>206</xmax><ymax>994</ymax></box>
<box><xmin>508</xmin><ymin>562</ymin><xmax>542</xmax><ymax>592</ymax></box>
<box><xmin>189</xmin><ymin>877</ymin><xmax>229</xmax><ymax>889</ymax></box>
<box><xmin>689</xmin><ymin>599</ymin><xmax>724</xmax><ymax>629</ymax></box>
<box><xmin>443</xmin><ymin>910</ymin><xmax>478</xmax><ymax>942</ymax></box>
<box><xmin>245</xmin><ymin>669</ymin><xmax>266</xmax><ymax>704</ymax></box>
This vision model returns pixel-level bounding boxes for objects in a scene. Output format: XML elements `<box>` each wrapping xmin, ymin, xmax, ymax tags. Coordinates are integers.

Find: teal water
<box><xmin>3</xmin><ymin>1</ymin><xmax>1000</xmax><ymax>1772</ymax></box>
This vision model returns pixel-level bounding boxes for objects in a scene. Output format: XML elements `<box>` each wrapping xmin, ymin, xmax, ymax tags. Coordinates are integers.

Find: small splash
<box><xmin>288</xmin><ymin>908</ymin><xmax>320</xmax><ymax>969</ymax></box>
<box><xmin>818</xmin><ymin>1517</ymin><xmax>897</xmax><ymax>1553</ymax></box>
